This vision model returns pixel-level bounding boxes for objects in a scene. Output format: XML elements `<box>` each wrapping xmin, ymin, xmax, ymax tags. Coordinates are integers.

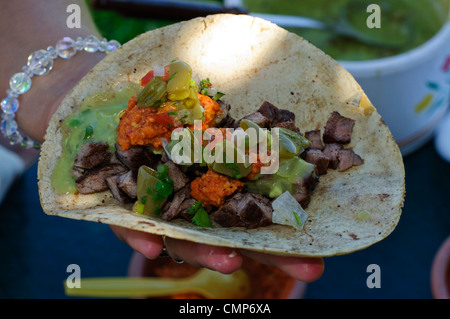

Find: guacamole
<box><xmin>243</xmin><ymin>0</ymin><xmax>449</xmax><ymax>60</ymax></box>
<box><xmin>51</xmin><ymin>82</ymin><xmax>141</xmax><ymax>194</ymax></box>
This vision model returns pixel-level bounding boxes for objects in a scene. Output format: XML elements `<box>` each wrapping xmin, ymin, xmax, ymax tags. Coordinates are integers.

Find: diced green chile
<box><xmin>136</xmin><ymin>165</ymin><xmax>173</xmax><ymax>216</ymax></box>
<box><xmin>167</xmin><ymin>61</ymin><xmax>192</xmax><ymax>101</ymax></box>
<box><xmin>136</xmin><ymin>76</ymin><xmax>167</xmax><ymax>108</ymax></box>
<box><xmin>276</xmin><ymin>127</ymin><xmax>310</xmax><ymax>158</ymax></box>
<box><xmin>239</xmin><ymin>119</ymin><xmax>269</xmax><ymax>149</ymax></box>
<box><xmin>246</xmin><ymin>156</ymin><xmax>316</xmax><ymax>198</ymax></box>
<box><xmin>208</xmin><ymin>140</ymin><xmax>252</xmax><ymax>179</ymax></box>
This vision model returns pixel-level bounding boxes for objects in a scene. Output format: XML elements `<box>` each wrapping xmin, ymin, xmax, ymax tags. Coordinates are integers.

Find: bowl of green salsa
<box><xmin>243</xmin><ymin>0</ymin><xmax>450</xmax><ymax>155</ymax></box>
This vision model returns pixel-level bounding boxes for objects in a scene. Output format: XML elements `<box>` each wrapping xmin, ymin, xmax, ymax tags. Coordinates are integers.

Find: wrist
<box><xmin>2</xmin><ymin>35</ymin><xmax>120</xmax><ymax>145</ymax></box>
<box><xmin>16</xmin><ymin>50</ymin><xmax>106</xmax><ymax>143</ymax></box>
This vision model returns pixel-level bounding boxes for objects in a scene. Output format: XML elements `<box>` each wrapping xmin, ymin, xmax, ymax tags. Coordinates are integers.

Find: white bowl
<box><xmin>340</xmin><ymin>22</ymin><xmax>450</xmax><ymax>156</ymax></box>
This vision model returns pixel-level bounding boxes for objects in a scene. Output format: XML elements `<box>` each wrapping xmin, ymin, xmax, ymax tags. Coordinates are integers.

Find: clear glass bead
<box><xmin>106</xmin><ymin>40</ymin><xmax>120</xmax><ymax>52</ymax></box>
<box><xmin>98</xmin><ymin>38</ymin><xmax>108</xmax><ymax>52</ymax></box>
<box><xmin>56</xmin><ymin>37</ymin><xmax>76</xmax><ymax>59</ymax></box>
<box><xmin>27</xmin><ymin>49</ymin><xmax>53</xmax><ymax>76</ymax></box>
<box><xmin>1</xmin><ymin>96</ymin><xmax>19</xmax><ymax>114</ymax></box>
<box><xmin>10</xmin><ymin>72</ymin><xmax>32</xmax><ymax>94</ymax></box>
<box><xmin>9</xmin><ymin>131</ymin><xmax>23</xmax><ymax>145</ymax></box>
<box><xmin>84</xmin><ymin>35</ymin><xmax>100</xmax><ymax>53</ymax></box>
<box><xmin>20</xmin><ymin>136</ymin><xmax>33</xmax><ymax>148</ymax></box>
<box><xmin>0</xmin><ymin>115</ymin><xmax>18</xmax><ymax>136</ymax></box>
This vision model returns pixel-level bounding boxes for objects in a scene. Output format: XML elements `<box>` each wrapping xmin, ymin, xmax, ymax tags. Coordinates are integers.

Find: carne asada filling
<box><xmin>54</xmin><ymin>61</ymin><xmax>364</xmax><ymax>230</ymax></box>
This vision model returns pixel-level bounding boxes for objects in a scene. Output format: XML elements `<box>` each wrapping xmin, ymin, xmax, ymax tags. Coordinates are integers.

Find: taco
<box><xmin>38</xmin><ymin>14</ymin><xmax>405</xmax><ymax>257</ymax></box>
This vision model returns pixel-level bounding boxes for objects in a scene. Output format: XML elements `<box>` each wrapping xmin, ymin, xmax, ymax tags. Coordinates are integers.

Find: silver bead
<box><xmin>56</xmin><ymin>37</ymin><xmax>76</xmax><ymax>59</ymax></box>
<box><xmin>27</xmin><ymin>49</ymin><xmax>53</xmax><ymax>76</ymax></box>
<box><xmin>10</xmin><ymin>72</ymin><xmax>32</xmax><ymax>94</ymax></box>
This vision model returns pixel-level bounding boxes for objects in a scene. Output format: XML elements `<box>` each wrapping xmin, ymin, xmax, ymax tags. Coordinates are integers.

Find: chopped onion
<box><xmin>207</xmin><ymin>87</ymin><xmax>218</xmax><ymax>96</ymax></box>
<box><xmin>271</xmin><ymin>191</ymin><xmax>308</xmax><ymax>230</ymax></box>
<box><xmin>153</xmin><ymin>65</ymin><xmax>165</xmax><ymax>77</ymax></box>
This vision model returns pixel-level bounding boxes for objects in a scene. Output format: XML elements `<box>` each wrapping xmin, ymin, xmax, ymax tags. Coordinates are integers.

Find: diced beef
<box><xmin>274</xmin><ymin>120</ymin><xmax>301</xmax><ymax>133</ymax></box>
<box><xmin>323</xmin><ymin>143</ymin><xmax>343</xmax><ymax>169</ymax></box>
<box><xmin>257</xmin><ymin>101</ymin><xmax>295</xmax><ymax>127</ymax></box>
<box><xmin>73</xmin><ymin>142</ymin><xmax>111</xmax><ymax>169</ymax></box>
<box><xmin>161</xmin><ymin>185</ymin><xmax>191</xmax><ymax>221</ymax></box>
<box><xmin>71</xmin><ymin>166</ymin><xmax>86</xmax><ymax>180</ymax></box>
<box><xmin>292</xmin><ymin>170</ymin><xmax>319</xmax><ymax>208</ymax></box>
<box><xmin>216</xmin><ymin>101</ymin><xmax>237</xmax><ymax>128</ymax></box>
<box><xmin>116</xmin><ymin>170</ymin><xmax>137</xmax><ymax>198</ymax></box>
<box><xmin>106</xmin><ymin>175</ymin><xmax>133</xmax><ymax>204</ymax></box>
<box><xmin>303</xmin><ymin>149</ymin><xmax>330</xmax><ymax>175</ymax></box>
<box><xmin>76</xmin><ymin>163</ymin><xmax>128</xmax><ymax>194</ymax></box>
<box><xmin>212</xmin><ymin>192</ymin><xmax>272</xmax><ymax>228</ymax></box>
<box><xmin>337</xmin><ymin>149</ymin><xmax>364</xmax><ymax>172</ymax></box>
<box><xmin>323</xmin><ymin>111</ymin><xmax>355</xmax><ymax>144</ymax></box>
<box><xmin>305</xmin><ymin>130</ymin><xmax>324</xmax><ymax>150</ymax></box>
<box><xmin>177</xmin><ymin>199</ymin><xmax>198</xmax><ymax>221</ymax></box>
<box><xmin>242</xmin><ymin>111</ymin><xmax>270</xmax><ymax>128</ymax></box>
<box><xmin>115</xmin><ymin>143</ymin><xmax>158</xmax><ymax>178</ymax></box>
<box><xmin>161</xmin><ymin>160</ymin><xmax>189</xmax><ymax>192</ymax></box>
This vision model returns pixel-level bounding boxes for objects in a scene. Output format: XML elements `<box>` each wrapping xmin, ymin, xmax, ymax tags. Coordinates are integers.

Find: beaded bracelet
<box><xmin>0</xmin><ymin>35</ymin><xmax>121</xmax><ymax>149</ymax></box>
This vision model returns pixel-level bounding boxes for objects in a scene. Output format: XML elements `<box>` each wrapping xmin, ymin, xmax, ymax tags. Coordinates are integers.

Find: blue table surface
<box><xmin>1</xmin><ymin>140</ymin><xmax>449</xmax><ymax>299</ymax></box>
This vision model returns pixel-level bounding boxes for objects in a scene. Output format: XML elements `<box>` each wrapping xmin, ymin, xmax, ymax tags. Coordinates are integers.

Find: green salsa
<box><xmin>243</xmin><ymin>0</ymin><xmax>449</xmax><ymax>60</ymax></box>
<box><xmin>51</xmin><ymin>82</ymin><xmax>141</xmax><ymax>194</ymax></box>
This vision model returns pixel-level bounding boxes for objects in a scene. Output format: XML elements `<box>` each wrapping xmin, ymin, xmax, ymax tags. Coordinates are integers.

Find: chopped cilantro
<box><xmin>200</xmin><ymin>78</ymin><xmax>212</xmax><ymax>90</ymax></box>
<box><xmin>192</xmin><ymin>208</ymin><xmax>213</xmax><ymax>228</ymax></box>
<box><xmin>188</xmin><ymin>200</ymin><xmax>212</xmax><ymax>228</ymax></box>
<box><xmin>187</xmin><ymin>200</ymin><xmax>203</xmax><ymax>215</ymax></box>
<box><xmin>212</xmin><ymin>91</ymin><xmax>225</xmax><ymax>101</ymax></box>
<box><xmin>293</xmin><ymin>211</ymin><xmax>302</xmax><ymax>226</ymax></box>
<box><xmin>152</xmin><ymin>164</ymin><xmax>174</xmax><ymax>203</ymax></box>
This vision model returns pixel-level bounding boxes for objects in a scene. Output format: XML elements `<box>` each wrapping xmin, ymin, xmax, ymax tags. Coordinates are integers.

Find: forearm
<box><xmin>0</xmin><ymin>0</ymin><xmax>105</xmax><ymax>142</ymax></box>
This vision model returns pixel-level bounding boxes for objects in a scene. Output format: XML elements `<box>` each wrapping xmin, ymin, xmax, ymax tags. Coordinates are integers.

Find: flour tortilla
<box><xmin>38</xmin><ymin>14</ymin><xmax>405</xmax><ymax>257</ymax></box>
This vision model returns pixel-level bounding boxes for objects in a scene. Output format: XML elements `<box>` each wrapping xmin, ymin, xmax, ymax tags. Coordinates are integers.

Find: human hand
<box><xmin>111</xmin><ymin>225</ymin><xmax>324</xmax><ymax>282</ymax></box>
